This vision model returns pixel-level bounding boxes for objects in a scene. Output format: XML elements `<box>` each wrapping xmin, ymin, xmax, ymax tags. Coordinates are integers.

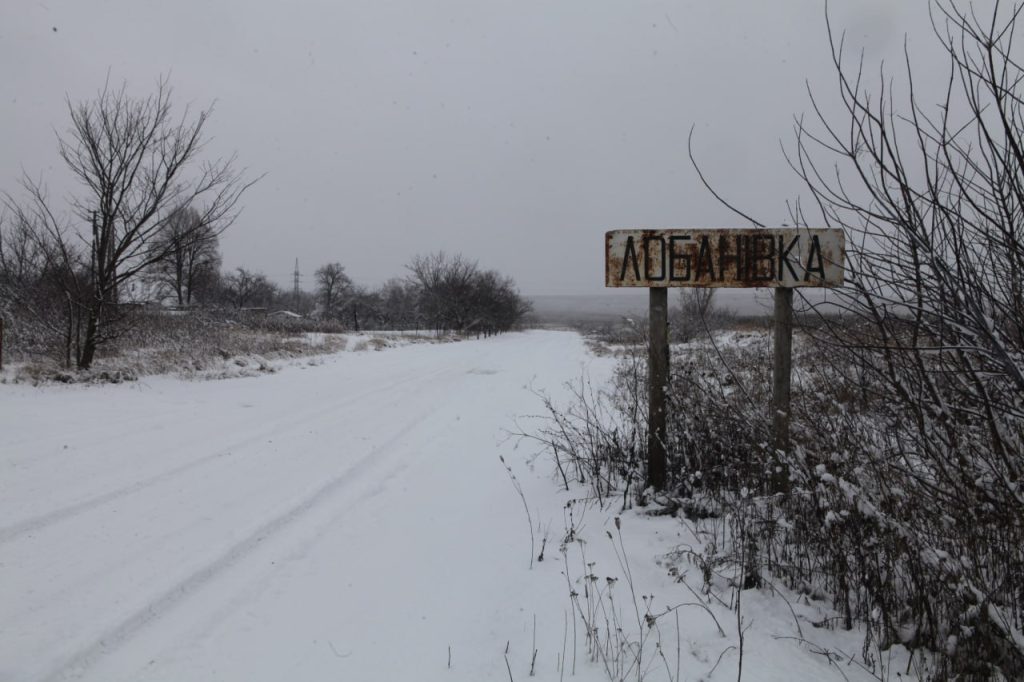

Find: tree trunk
<box><xmin>78</xmin><ymin>305</ymin><xmax>101</xmax><ymax>369</ymax></box>
<box><xmin>64</xmin><ymin>293</ymin><xmax>74</xmax><ymax>369</ymax></box>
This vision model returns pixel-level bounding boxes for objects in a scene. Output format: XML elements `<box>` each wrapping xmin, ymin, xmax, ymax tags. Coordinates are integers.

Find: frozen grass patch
<box><xmin>1</xmin><ymin>311</ymin><xmax>349</xmax><ymax>385</ymax></box>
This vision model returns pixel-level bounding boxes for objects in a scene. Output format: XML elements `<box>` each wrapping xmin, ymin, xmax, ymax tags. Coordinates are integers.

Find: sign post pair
<box><xmin>605</xmin><ymin>228</ymin><xmax>845</xmax><ymax>491</ymax></box>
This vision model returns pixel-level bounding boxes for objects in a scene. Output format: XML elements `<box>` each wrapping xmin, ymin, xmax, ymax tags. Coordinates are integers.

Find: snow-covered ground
<box><xmin>1</xmin><ymin>330</ymin><xmax>889</xmax><ymax>681</ymax></box>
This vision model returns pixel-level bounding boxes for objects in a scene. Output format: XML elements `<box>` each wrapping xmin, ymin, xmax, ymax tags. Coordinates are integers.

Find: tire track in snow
<box><xmin>125</xmin><ymin>436</ymin><xmax>430</xmax><ymax>679</ymax></box>
<box><xmin>0</xmin><ymin>365</ymin><xmax>455</xmax><ymax>546</ymax></box>
<box><xmin>36</xmin><ymin>402</ymin><xmax>437</xmax><ymax>682</ymax></box>
<box><xmin>1</xmin><ymin>354</ymin><xmax>416</xmax><ymax>465</ymax></box>
<box><xmin>0</xmin><ymin>448</ymin><xmax>235</xmax><ymax>545</ymax></box>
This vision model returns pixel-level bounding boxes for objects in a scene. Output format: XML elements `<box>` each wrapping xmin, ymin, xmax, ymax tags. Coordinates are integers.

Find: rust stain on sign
<box><xmin>605</xmin><ymin>228</ymin><xmax>845</xmax><ymax>288</ymax></box>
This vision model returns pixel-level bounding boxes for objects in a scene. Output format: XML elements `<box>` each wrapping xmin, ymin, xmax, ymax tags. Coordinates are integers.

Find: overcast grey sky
<box><xmin>2</xmin><ymin>1</ymin><xmax>942</xmax><ymax>295</ymax></box>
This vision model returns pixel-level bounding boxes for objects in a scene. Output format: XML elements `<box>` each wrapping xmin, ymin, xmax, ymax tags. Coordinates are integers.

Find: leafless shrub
<box><xmin>521</xmin><ymin>368</ymin><xmax>645</xmax><ymax>509</ymax></box>
<box><xmin>559</xmin><ymin>519</ymin><xmax>689</xmax><ymax>682</ymax></box>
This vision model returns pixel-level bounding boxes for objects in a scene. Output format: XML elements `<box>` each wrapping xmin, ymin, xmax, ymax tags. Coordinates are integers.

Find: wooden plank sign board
<box><xmin>604</xmin><ymin>227</ymin><xmax>845</xmax><ymax>492</ymax></box>
<box><xmin>605</xmin><ymin>228</ymin><xmax>844</xmax><ymax>288</ymax></box>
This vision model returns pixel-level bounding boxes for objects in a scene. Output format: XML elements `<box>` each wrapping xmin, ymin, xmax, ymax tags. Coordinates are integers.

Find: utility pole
<box><xmin>293</xmin><ymin>258</ymin><xmax>301</xmax><ymax>309</ymax></box>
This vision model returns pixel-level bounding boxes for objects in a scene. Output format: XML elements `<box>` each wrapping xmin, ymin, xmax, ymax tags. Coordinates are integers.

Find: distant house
<box><xmin>118</xmin><ymin>275</ymin><xmax>169</xmax><ymax>307</ymax></box>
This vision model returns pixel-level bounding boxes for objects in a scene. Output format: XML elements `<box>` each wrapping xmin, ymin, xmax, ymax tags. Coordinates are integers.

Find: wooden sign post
<box><xmin>605</xmin><ymin>228</ymin><xmax>845</xmax><ymax>490</ymax></box>
<box><xmin>647</xmin><ymin>287</ymin><xmax>669</xmax><ymax>489</ymax></box>
<box><xmin>772</xmin><ymin>288</ymin><xmax>794</xmax><ymax>457</ymax></box>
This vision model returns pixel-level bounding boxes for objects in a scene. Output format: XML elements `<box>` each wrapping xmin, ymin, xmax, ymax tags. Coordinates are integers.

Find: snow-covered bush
<box><xmin>531</xmin><ymin>319</ymin><xmax>1024</xmax><ymax>679</ymax></box>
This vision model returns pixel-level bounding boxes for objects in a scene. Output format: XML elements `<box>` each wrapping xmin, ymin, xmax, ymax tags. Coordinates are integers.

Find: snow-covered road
<box><xmin>1</xmin><ymin>331</ymin><xmax>590</xmax><ymax>682</ymax></box>
<box><xmin>2</xmin><ymin>331</ymin><xmax>897</xmax><ymax>682</ymax></box>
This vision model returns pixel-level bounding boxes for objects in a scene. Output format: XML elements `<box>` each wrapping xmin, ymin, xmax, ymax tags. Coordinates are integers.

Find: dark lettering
<box><xmin>751</xmin><ymin>234</ymin><xmax>776</xmax><ymax>282</ymax></box>
<box><xmin>668</xmin><ymin>235</ymin><xmax>692</xmax><ymax>281</ymax></box>
<box><xmin>718</xmin><ymin>236</ymin><xmax>743</xmax><ymax>281</ymax></box>
<box><xmin>779</xmin><ymin>235</ymin><xmax>800</xmax><ymax>282</ymax></box>
<box><xmin>620</xmin><ymin>236</ymin><xmax>642</xmax><ymax>282</ymax></box>
<box><xmin>695</xmin><ymin>235</ymin><xmax>715</xmax><ymax>281</ymax></box>
<box><xmin>643</xmin><ymin>235</ymin><xmax>667</xmax><ymax>281</ymax></box>
<box><xmin>804</xmin><ymin>235</ymin><xmax>826</xmax><ymax>282</ymax></box>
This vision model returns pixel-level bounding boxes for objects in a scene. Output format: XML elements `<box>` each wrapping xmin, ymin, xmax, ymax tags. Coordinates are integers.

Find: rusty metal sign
<box><xmin>605</xmin><ymin>228</ymin><xmax>844</xmax><ymax>288</ymax></box>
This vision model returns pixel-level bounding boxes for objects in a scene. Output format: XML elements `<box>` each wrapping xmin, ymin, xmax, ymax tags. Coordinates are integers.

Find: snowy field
<box><xmin>1</xmin><ymin>330</ymin><xmax>890</xmax><ymax>681</ymax></box>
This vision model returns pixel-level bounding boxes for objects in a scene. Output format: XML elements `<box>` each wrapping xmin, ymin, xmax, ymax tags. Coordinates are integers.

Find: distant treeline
<box><xmin>0</xmin><ymin>200</ymin><xmax>530</xmax><ymax>368</ymax></box>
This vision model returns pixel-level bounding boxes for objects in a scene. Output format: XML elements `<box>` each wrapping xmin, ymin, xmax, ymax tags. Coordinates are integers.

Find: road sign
<box><xmin>605</xmin><ymin>227</ymin><xmax>845</xmax><ymax>491</ymax></box>
<box><xmin>605</xmin><ymin>228</ymin><xmax>844</xmax><ymax>288</ymax></box>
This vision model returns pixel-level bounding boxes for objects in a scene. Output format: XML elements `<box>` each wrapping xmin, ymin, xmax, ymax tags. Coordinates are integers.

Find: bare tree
<box><xmin>406</xmin><ymin>252</ymin><xmax>480</xmax><ymax>332</ymax></box>
<box><xmin>3</xmin><ymin>77</ymin><xmax>254</xmax><ymax>369</ymax></box>
<box><xmin>149</xmin><ymin>205</ymin><xmax>222</xmax><ymax>306</ymax></box>
<box><xmin>466</xmin><ymin>269</ymin><xmax>532</xmax><ymax>336</ymax></box>
<box><xmin>377</xmin><ymin>278</ymin><xmax>420</xmax><ymax>330</ymax></box>
<box><xmin>338</xmin><ymin>284</ymin><xmax>382</xmax><ymax>332</ymax></box>
<box><xmin>405</xmin><ymin>253</ymin><xmax>531</xmax><ymax>335</ymax></box>
<box><xmin>222</xmin><ymin>268</ymin><xmax>275</xmax><ymax>310</ymax></box>
<box><xmin>314</xmin><ymin>262</ymin><xmax>352</xmax><ymax>318</ymax></box>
